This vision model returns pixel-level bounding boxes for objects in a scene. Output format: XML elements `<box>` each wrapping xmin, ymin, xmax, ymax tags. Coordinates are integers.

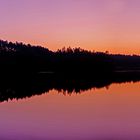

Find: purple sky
<box><xmin>0</xmin><ymin>0</ymin><xmax>140</xmax><ymax>54</ymax></box>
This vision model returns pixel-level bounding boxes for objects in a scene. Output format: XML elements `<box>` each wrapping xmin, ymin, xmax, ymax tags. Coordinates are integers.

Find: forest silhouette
<box><xmin>1</xmin><ymin>39</ymin><xmax>140</xmax><ymax>76</ymax></box>
<box><xmin>0</xmin><ymin>40</ymin><xmax>114</xmax><ymax>76</ymax></box>
<box><xmin>0</xmin><ymin>39</ymin><xmax>140</xmax><ymax>102</ymax></box>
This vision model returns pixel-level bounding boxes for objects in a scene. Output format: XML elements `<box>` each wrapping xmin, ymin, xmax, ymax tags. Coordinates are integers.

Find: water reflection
<box><xmin>0</xmin><ymin>73</ymin><xmax>140</xmax><ymax>102</ymax></box>
<box><xmin>0</xmin><ymin>82</ymin><xmax>140</xmax><ymax>140</ymax></box>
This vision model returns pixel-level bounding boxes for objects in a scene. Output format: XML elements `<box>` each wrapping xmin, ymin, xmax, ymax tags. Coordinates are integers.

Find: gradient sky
<box><xmin>0</xmin><ymin>0</ymin><xmax>140</xmax><ymax>54</ymax></box>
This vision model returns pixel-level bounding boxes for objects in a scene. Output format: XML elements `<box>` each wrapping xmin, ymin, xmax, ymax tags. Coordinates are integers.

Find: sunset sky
<box><xmin>0</xmin><ymin>0</ymin><xmax>140</xmax><ymax>54</ymax></box>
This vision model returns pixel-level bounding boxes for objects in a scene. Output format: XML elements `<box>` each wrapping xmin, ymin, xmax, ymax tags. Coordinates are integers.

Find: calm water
<box><xmin>0</xmin><ymin>82</ymin><xmax>140</xmax><ymax>140</ymax></box>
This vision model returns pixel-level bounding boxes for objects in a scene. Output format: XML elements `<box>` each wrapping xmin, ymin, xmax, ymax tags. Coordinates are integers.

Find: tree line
<box><xmin>0</xmin><ymin>39</ymin><xmax>140</xmax><ymax>77</ymax></box>
<box><xmin>0</xmin><ymin>40</ymin><xmax>114</xmax><ymax>76</ymax></box>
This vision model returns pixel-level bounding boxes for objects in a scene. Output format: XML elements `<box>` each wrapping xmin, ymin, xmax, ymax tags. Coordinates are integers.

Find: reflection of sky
<box><xmin>0</xmin><ymin>82</ymin><xmax>140</xmax><ymax>139</ymax></box>
<box><xmin>0</xmin><ymin>0</ymin><xmax>140</xmax><ymax>54</ymax></box>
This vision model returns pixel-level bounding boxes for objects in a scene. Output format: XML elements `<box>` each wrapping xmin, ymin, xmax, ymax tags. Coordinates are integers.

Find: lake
<box><xmin>0</xmin><ymin>82</ymin><xmax>140</xmax><ymax>140</ymax></box>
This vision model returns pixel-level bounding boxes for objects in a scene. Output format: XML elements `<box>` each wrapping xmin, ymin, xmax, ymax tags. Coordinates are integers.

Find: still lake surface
<box><xmin>0</xmin><ymin>82</ymin><xmax>140</xmax><ymax>140</ymax></box>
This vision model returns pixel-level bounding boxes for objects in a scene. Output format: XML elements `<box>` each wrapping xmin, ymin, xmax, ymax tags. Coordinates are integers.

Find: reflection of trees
<box><xmin>0</xmin><ymin>73</ymin><xmax>139</xmax><ymax>103</ymax></box>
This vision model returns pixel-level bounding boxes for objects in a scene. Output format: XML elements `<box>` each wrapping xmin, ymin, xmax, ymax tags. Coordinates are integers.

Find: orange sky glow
<box><xmin>0</xmin><ymin>0</ymin><xmax>140</xmax><ymax>54</ymax></box>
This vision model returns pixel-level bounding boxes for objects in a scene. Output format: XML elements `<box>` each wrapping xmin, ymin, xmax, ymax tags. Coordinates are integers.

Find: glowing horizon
<box><xmin>0</xmin><ymin>0</ymin><xmax>140</xmax><ymax>54</ymax></box>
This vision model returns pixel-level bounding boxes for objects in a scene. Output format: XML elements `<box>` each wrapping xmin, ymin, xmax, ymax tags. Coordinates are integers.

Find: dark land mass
<box><xmin>0</xmin><ymin>39</ymin><xmax>140</xmax><ymax>102</ymax></box>
<box><xmin>1</xmin><ymin>39</ymin><xmax>140</xmax><ymax>75</ymax></box>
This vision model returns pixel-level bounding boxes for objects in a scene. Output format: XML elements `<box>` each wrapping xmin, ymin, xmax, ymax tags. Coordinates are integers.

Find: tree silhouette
<box><xmin>0</xmin><ymin>39</ymin><xmax>140</xmax><ymax>78</ymax></box>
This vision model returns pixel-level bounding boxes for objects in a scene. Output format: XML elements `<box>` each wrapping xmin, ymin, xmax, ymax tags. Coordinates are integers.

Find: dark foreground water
<box><xmin>0</xmin><ymin>82</ymin><xmax>140</xmax><ymax>140</ymax></box>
